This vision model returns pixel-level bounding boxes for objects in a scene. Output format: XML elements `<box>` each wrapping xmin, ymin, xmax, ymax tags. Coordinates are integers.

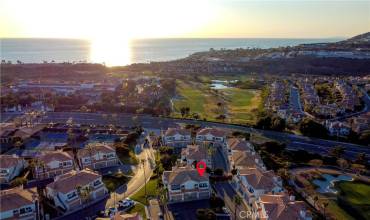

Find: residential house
<box><xmin>162</xmin><ymin>166</ymin><xmax>210</xmax><ymax>203</ymax></box>
<box><xmin>252</xmin><ymin>193</ymin><xmax>311</xmax><ymax>220</ymax></box>
<box><xmin>33</xmin><ymin>151</ymin><xmax>74</xmax><ymax>179</ymax></box>
<box><xmin>162</xmin><ymin>128</ymin><xmax>192</xmax><ymax>149</ymax></box>
<box><xmin>196</xmin><ymin>128</ymin><xmax>227</xmax><ymax>147</ymax></box>
<box><xmin>234</xmin><ymin>168</ymin><xmax>283</xmax><ymax>204</ymax></box>
<box><xmin>180</xmin><ymin>145</ymin><xmax>212</xmax><ymax>168</ymax></box>
<box><xmin>226</xmin><ymin>138</ymin><xmax>253</xmax><ymax>155</ymax></box>
<box><xmin>325</xmin><ymin>121</ymin><xmax>351</xmax><ymax>136</ymax></box>
<box><xmin>0</xmin><ymin>155</ymin><xmax>27</xmax><ymax>184</ymax></box>
<box><xmin>229</xmin><ymin>151</ymin><xmax>265</xmax><ymax>170</ymax></box>
<box><xmin>0</xmin><ymin>123</ymin><xmax>17</xmax><ymax>153</ymax></box>
<box><xmin>0</xmin><ymin>187</ymin><xmax>38</xmax><ymax>220</ymax></box>
<box><xmin>77</xmin><ymin>144</ymin><xmax>119</xmax><ymax>170</ymax></box>
<box><xmin>45</xmin><ymin>169</ymin><xmax>108</xmax><ymax>211</ymax></box>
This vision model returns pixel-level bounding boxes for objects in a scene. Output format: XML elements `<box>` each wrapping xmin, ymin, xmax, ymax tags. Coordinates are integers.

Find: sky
<box><xmin>0</xmin><ymin>0</ymin><xmax>369</xmax><ymax>39</ymax></box>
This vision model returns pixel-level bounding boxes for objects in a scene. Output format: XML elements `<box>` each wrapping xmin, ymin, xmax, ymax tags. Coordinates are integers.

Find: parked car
<box><xmin>108</xmin><ymin>207</ymin><xmax>117</xmax><ymax>216</ymax></box>
<box><xmin>118</xmin><ymin>198</ymin><xmax>135</xmax><ymax>209</ymax></box>
<box><xmin>222</xmin><ymin>207</ymin><xmax>231</xmax><ymax>215</ymax></box>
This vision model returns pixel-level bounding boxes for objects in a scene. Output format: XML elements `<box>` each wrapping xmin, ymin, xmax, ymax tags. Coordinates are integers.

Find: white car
<box><xmin>118</xmin><ymin>198</ymin><xmax>135</xmax><ymax>209</ymax></box>
<box><xmin>222</xmin><ymin>207</ymin><xmax>231</xmax><ymax>214</ymax></box>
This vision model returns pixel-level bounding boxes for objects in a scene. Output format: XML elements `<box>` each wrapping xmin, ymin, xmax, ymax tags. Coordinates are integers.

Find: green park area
<box><xmin>335</xmin><ymin>181</ymin><xmax>370</xmax><ymax>220</ymax></box>
<box><xmin>172</xmin><ymin>79</ymin><xmax>261</xmax><ymax>125</ymax></box>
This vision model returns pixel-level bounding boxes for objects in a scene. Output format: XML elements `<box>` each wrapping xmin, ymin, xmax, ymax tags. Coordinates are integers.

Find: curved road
<box><xmin>2</xmin><ymin>112</ymin><xmax>369</xmax><ymax>160</ymax></box>
<box><xmin>105</xmin><ymin>148</ymin><xmax>155</xmax><ymax>208</ymax></box>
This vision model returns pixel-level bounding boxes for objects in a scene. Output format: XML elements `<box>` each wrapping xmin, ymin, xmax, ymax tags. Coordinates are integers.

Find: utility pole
<box><xmin>141</xmin><ymin>159</ymin><xmax>147</xmax><ymax>200</ymax></box>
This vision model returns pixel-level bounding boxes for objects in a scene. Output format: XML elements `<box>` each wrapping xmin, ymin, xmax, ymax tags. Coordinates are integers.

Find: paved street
<box><xmin>105</xmin><ymin>147</ymin><xmax>155</xmax><ymax>208</ymax></box>
<box><xmin>289</xmin><ymin>86</ymin><xmax>304</xmax><ymax>113</ymax></box>
<box><xmin>1</xmin><ymin>112</ymin><xmax>369</xmax><ymax>160</ymax></box>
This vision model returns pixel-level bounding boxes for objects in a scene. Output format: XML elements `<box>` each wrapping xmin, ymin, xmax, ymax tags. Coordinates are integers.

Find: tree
<box><xmin>277</xmin><ymin>168</ymin><xmax>289</xmax><ymax>182</ymax></box>
<box><xmin>355</xmin><ymin>153</ymin><xmax>367</xmax><ymax>165</ymax></box>
<box><xmin>350</xmin><ymin>163</ymin><xmax>365</xmax><ymax>175</ymax></box>
<box><xmin>12</xmin><ymin>137</ymin><xmax>24</xmax><ymax>149</ymax></box>
<box><xmin>141</xmin><ymin>159</ymin><xmax>147</xmax><ymax>201</ymax></box>
<box><xmin>313</xmin><ymin>195</ymin><xmax>319</xmax><ymax>208</ymax></box>
<box><xmin>231</xmin><ymin>166</ymin><xmax>238</xmax><ymax>176</ymax></box>
<box><xmin>270</xmin><ymin>116</ymin><xmax>286</xmax><ymax>131</ymax></box>
<box><xmin>261</xmin><ymin>141</ymin><xmax>286</xmax><ymax>156</ymax></box>
<box><xmin>337</xmin><ymin>158</ymin><xmax>349</xmax><ymax>171</ymax></box>
<box><xmin>233</xmin><ymin>195</ymin><xmax>242</xmax><ymax>220</ymax></box>
<box><xmin>329</xmin><ymin>146</ymin><xmax>345</xmax><ymax>158</ymax></box>
<box><xmin>322</xmin><ymin>201</ymin><xmax>329</xmax><ymax>218</ymax></box>
<box><xmin>10</xmin><ymin>177</ymin><xmax>27</xmax><ymax>187</ymax></box>
<box><xmin>299</xmin><ymin>118</ymin><xmax>328</xmax><ymax>138</ymax></box>
<box><xmin>196</xmin><ymin>209</ymin><xmax>216</xmax><ymax>220</ymax></box>
<box><xmin>214</xmin><ymin>168</ymin><xmax>224</xmax><ymax>176</ymax></box>
<box><xmin>358</xmin><ymin>130</ymin><xmax>370</xmax><ymax>145</ymax></box>
<box><xmin>255</xmin><ymin>115</ymin><xmax>272</xmax><ymax>130</ymax></box>
<box><xmin>209</xmin><ymin>194</ymin><xmax>225</xmax><ymax>211</ymax></box>
<box><xmin>216</xmin><ymin>114</ymin><xmax>226</xmax><ymax>122</ymax></box>
<box><xmin>308</xmin><ymin>159</ymin><xmax>323</xmax><ymax>170</ymax></box>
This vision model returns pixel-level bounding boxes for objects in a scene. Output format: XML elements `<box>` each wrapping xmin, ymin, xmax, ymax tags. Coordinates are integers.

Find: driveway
<box><xmin>213</xmin><ymin>182</ymin><xmax>250</xmax><ymax>220</ymax></box>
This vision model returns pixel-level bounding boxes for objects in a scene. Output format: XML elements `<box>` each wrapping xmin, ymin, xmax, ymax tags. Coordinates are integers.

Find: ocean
<box><xmin>0</xmin><ymin>38</ymin><xmax>341</xmax><ymax>66</ymax></box>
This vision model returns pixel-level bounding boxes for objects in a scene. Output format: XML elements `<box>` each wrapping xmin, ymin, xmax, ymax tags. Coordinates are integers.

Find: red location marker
<box><xmin>196</xmin><ymin>161</ymin><xmax>206</xmax><ymax>176</ymax></box>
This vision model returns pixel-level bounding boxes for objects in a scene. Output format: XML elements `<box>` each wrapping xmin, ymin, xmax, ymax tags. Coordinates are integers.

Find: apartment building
<box><xmin>0</xmin><ymin>187</ymin><xmax>38</xmax><ymax>220</ymax></box>
<box><xmin>33</xmin><ymin>151</ymin><xmax>74</xmax><ymax>179</ymax></box>
<box><xmin>162</xmin><ymin>128</ymin><xmax>192</xmax><ymax>148</ymax></box>
<box><xmin>77</xmin><ymin>144</ymin><xmax>119</xmax><ymax>170</ymax></box>
<box><xmin>46</xmin><ymin>169</ymin><xmax>108</xmax><ymax>211</ymax></box>
<box><xmin>162</xmin><ymin>166</ymin><xmax>210</xmax><ymax>203</ymax></box>
<box><xmin>229</xmin><ymin>150</ymin><xmax>265</xmax><ymax>170</ymax></box>
<box><xmin>180</xmin><ymin>145</ymin><xmax>212</xmax><ymax>168</ymax></box>
<box><xmin>234</xmin><ymin>168</ymin><xmax>283</xmax><ymax>204</ymax></box>
<box><xmin>252</xmin><ymin>193</ymin><xmax>312</xmax><ymax>220</ymax></box>
<box><xmin>196</xmin><ymin>128</ymin><xmax>227</xmax><ymax>146</ymax></box>
<box><xmin>0</xmin><ymin>155</ymin><xmax>27</xmax><ymax>184</ymax></box>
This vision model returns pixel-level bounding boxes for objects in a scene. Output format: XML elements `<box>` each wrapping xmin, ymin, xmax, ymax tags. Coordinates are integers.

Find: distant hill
<box><xmin>338</xmin><ymin>32</ymin><xmax>370</xmax><ymax>45</ymax></box>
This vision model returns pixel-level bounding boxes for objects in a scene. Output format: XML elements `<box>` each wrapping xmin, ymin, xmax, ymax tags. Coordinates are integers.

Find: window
<box><xmin>194</xmin><ymin>184</ymin><xmax>198</xmax><ymax>188</ymax></box>
<box><xmin>84</xmin><ymin>158</ymin><xmax>90</xmax><ymax>163</ymax></box>
<box><xmin>67</xmin><ymin>191</ymin><xmax>77</xmax><ymax>200</ymax></box>
<box><xmin>93</xmin><ymin>179</ymin><xmax>101</xmax><ymax>186</ymax></box>
<box><xmin>199</xmin><ymin>183</ymin><xmax>208</xmax><ymax>188</ymax></box>
<box><xmin>171</xmin><ymin>185</ymin><xmax>180</xmax><ymax>190</ymax></box>
<box><xmin>20</xmin><ymin>208</ymin><xmax>25</xmax><ymax>214</ymax></box>
<box><xmin>13</xmin><ymin>209</ymin><xmax>19</xmax><ymax>215</ymax></box>
<box><xmin>25</xmin><ymin>207</ymin><xmax>32</xmax><ymax>213</ymax></box>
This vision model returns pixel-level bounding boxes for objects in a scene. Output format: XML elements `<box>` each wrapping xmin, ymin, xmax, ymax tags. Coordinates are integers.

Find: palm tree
<box><xmin>86</xmin><ymin>144</ymin><xmax>95</xmax><ymax>169</ymax></box>
<box><xmin>322</xmin><ymin>201</ymin><xmax>329</xmax><ymax>218</ymax></box>
<box><xmin>313</xmin><ymin>195</ymin><xmax>319</xmax><ymax>208</ymax></box>
<box><xmin>233</xmin><ymin>195</ymin><xmax>242</xmax><ymax>220</ymax></box>
<box><xmin>207</xmin><ymin>145</ymin><xmax>215</xmax><ymax>170</ymax></box>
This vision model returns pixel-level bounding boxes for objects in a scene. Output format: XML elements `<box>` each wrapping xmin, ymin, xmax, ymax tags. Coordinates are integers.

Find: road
<box><xmin>105</xmin><ymin>147</ymin><xmax>155</xmax><ymax>208</ymax></box>
<box><xmin>289</xmin><ymin>86</ymin><xmax>304</xmax><ymax>113</ymax></box>
<box><xmin>1</xmin><ymin>112</ymin><xmax>369</xmax><ymax>160</ymax></box>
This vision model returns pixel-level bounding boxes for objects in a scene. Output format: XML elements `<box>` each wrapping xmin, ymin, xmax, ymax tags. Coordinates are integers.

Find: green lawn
<box><xmin>130</xmin><ymin>178</ymin><xmax>159</xmax><ymax>205</ymax></box>
<box><xmin>222</xmin><ymin>88</ymin><xmax>260</xmax><ymax>124</ymax></box>
<box><xmin>127</xmin><ymin>203</ymin><xmax>146</xmax><ymax>219</ymax></box>
<box><xmin>336</xmin><ymin>181</ymin><xmax>370</xmax><ymax>220</ymax></box>
<box><xmin>102</xmin><ymin>173</ymin><xmax>130</xmax><ymax>192</ymax></box>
